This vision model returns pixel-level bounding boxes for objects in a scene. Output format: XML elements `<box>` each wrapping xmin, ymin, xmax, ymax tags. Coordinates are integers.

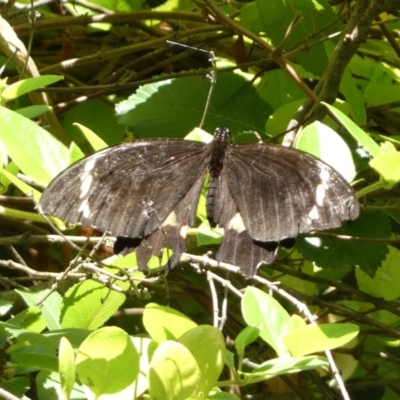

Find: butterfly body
<box><xmin>40</xmin><ymin>127</ymin><xmax>359</xmax><ymax>278</ymax></box>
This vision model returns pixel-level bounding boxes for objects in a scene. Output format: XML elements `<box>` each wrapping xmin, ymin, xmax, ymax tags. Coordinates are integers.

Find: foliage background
<box><xmin>1</xmin><ymin>0</ymin><xmax>400</xmax><ymax>399</ymax></box>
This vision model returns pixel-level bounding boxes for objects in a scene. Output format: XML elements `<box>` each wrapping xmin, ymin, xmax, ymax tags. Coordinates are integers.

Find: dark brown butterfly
<box><xmin>40</xmin><ymin>127</ymin><xmax>359</xmax><ymax>278</ymax></box>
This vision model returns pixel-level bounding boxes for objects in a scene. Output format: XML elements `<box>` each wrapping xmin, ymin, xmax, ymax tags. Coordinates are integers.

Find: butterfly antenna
<box><xmin>199</xmin><ymin>50</ymin><xmax>217</xmax><ymax>129</ymax></box>
<box><xmin>166</xmin><ymin>40</ymin><xmax>217</xmax><ymax>129</ymax></box>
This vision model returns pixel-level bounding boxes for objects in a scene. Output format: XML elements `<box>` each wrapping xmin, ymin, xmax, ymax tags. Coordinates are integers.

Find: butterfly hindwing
<box><xmin>118</xmin><ymin>171</ymin><xmax>206</xmax><ymax>270</ymax></box>
<box><xmin>214</xmin><ymin>171</ymin><xmax>277</xmax><ymax>278</ymax></box>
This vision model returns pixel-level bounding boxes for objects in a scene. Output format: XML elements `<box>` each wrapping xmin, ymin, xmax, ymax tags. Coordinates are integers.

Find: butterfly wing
<box><xmin>115</xmin><ymin>171</ymin><xmax>206</xmax><ymax>270</ymax></box>
<box><xmin>214</xmin><ymin>168</ymin><xmax>277</xmax><ymax>278</ymax></box>
<box><xmin>225</xmin><ymin>144</ymin><xmax>359</xmax><ymax>242</ymax></box>
<box><xmin>40</xmin><ymin>139</ymin><xmax>208</xmax><ymax>239</ymax></box>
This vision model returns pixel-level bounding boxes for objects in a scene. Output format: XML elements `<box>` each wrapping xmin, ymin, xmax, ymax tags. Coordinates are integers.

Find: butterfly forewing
<box><xmin>41</xmin><ymin>139</ymin><xmax>208</xmax><ymax>239</ymax></box>
<box><xmin>225</xmin><ymin>143</ymin><xmax>359</xmax><ymax>242</ymax></box>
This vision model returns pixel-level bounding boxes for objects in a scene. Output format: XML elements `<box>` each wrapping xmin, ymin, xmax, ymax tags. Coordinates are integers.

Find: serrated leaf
<box><xmin>116</xmin><ymin>73</ymin><xmax>271</xmax><ymax>139</ymax></box>
<box><xmin>355</xmin><ymin>246</ymin><xmax>400</xmax><ymax>300</ymax></box>
<box><xmin>296</xmin><ymin>210</ymin><xmax>390</xmax><ymax>276</ymax></box>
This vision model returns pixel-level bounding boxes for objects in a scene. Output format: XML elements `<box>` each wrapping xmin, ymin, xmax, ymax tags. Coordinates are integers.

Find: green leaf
<box><xmin>73</xmin><ymin>122</ymin><xmax>108</xmax><ymax>151</ymax></box>
<box><xmin>1</xmin><ymin>75</ymin><xmax>62</xmax><ymax>102</ymax></box>
<box><xmin>0</xmin><ymin>168</ymin><xmax>41</xmax><ymax>203</ymax></box>
<box><xmin>0</xmin><ymin>106</ymin><xmax>69</xmax><ymax>185</ymax></box>
<box><xmin>12</xmin><ymin>352</ymin><xmax>58</xmax><ymax>372</ymax></box>
<box><xmin>0</xmin><ymin>377</ymin><xmax>30</xmax><ymax>398</ymax></box>
<box><xmin>235</xmin><ymin>326</ymin><xmax>260</xmax><ymax>354</ymax></box>
<box><xmin>240</xmin><ymin>2</ymin><xmax>264</xmax><ymax>34</ymax></box>
<box><xmin>294</xmin><ymin>121</ymin><xmax>356</xmax><ymax>182</ymax></box>
<box><xmin>59</xmin><ymin>337</ymin><xmax>76</xmax><ymax>400</ymax></box>
<box><xmin>242</xmin><ymin>287</ymin><xmax>290</xmax><ymax>357</ymax></box>
<box><xmin>148</xmin><ymin>340</ymin><xmax>201</xmax><ymax>400</ymax></box>
<box><xmin>15</xmin><ymin>105</ymin><xmax>53</xmax><ymax>119</ymax></box>
<box><xmin>257</xmin><ymin>69</ymin><xmax>306</xmax><ymax>111</ymax></box>
<box><xmin>36</xmin><ymin>370</ymin><xmax>85</xmax><ymax>400</ymax></box>
<box><xmin>8</xmin><ymin>306</ymin><xmax>47</xmax><ymax>333</ymax></box>
<box><xmin>0</xmin><ymin>300</ymin><xmax>13</xmax><ymax>317</ymax></box>
<box><xmin>250</xmin><ymin>355</ymin><xmax>328</xmax><ymax>377</ymax></box>
<box><xmin>365</xmin><ymin>84</ymin><xmax>400</xmax><ymax>108</ymax></box>
<box><xmin>340</xmin><ymin>66</ymin><xmax>367</xmax><ymax>125</ymax></box>
<box><xmin>63</xmin><ymin>98</ymin><xmax>125</xmax><ymax>149</ymax></box>
<box><xmin>324</xmin><ymin>40</ymin><xmax>366</xmax><ymax>125</ymax></box>
<box><xmin>61</xmin><ymin>280</ymin><xmax>125</xmax><ymax>330</ymax></box>
<box><xmin>197</xmin><ymin>221</ymin><xmax>223</xmax><ymax>246</ymax></box>
<box><xmin>178</xmin><ymin>325</ymin><xmax>225</xmax><ymax>396</ymax></box>
<box><xmin>143</xmin><ymin>303</ymin><xmax>197</xmax><ymax>343</ymax></box>
<box><xmin>256</xmin><ymin>0</ymin><xmax>337</xmax><ymax>75</ymax></box>
<box><xmin>68</xmin><ymin>141</ymin><xmax>85</xmax><ymax>164</ymax></box>
<box><xmin>116</xmin><ymin>72</ymin><xmax>272</xmax><ymax>139</ymax></box>
<box><xmin>131</xmin><ymin>337</ymin><xmax>157</xmax><ymax>398</ymax></box>
<box><xmin>283</xmin><ymin>323</ymin><xmax>359</xmax><ymax>357</ymax></box>
<box><xmin>0</xmin><ymin>161</ymin><xmax>18</xmax><ymax>193</ymax></box>
<box><xmin>296</xmin><ymin>210</ymin><xmax>390</xmax><ymax>276</ymax></box>
<box><xmin>355</xmin><ymin>246</ymin><xmax>400</xmax><ymax>301</ymax></box>
<box><xmin>322</xmin><ymin>102</ymin><xmax>381</xmax><ymax>157</ymax></box>
<box><xmin>209</xmin><ymin>391</ymin><xmax>241</xmax><ymax>400</ymax></box>
<box><xmin>184</xmin><ymin>127</ymin><xmax>213</xmax><ymax>143</ymax></box>
<box><xmin>256</xmin><ymin>0</ymin><xmax>296</xmax><ymax>46</ymax></box>
<box><xmin>16</xmin><ymin>289</ymin><xmax>62</xmax><ymax>331</ymax></box>
<box><xmin>369</xmin><ymin>152</ymin><xmax>400</xmax><ymax>189</ymax></box>
<box><xmin>76</xmin><ymin>326</ymin><xmax>139</xmax><ymax>399</ymax></box>
<box><xmin>289</xmin><ymin>315</ymin><xmax>307</xmax><ymax>331</ymax></box>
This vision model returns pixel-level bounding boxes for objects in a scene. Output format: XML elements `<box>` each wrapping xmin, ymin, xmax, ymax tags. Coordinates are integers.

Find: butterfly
<box><xmin>40</xmin><ymin>127</ymin><xmax>359</xmax><ymax>278</ymax></box>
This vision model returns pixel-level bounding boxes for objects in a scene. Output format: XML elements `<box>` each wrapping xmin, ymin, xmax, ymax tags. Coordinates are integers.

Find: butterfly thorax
<box><xmin>206</xmin><ymin>127</ymin><xmax>231</xmax><ymax>226</ymax></box>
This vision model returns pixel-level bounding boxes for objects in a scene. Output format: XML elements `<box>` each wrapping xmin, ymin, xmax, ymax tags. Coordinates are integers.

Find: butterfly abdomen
<box><xmin>206</xmin><ymin>127</ymin><xmax>231</xmax><ymax>226</ymax></box>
